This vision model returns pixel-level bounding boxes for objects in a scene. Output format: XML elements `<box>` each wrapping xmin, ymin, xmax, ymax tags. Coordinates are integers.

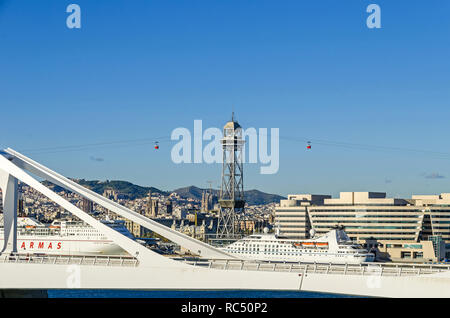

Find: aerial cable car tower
<box><xmin>216</xmin><ymin>113</ymin><xmax>245</xmax><ymax>239</ymax></box>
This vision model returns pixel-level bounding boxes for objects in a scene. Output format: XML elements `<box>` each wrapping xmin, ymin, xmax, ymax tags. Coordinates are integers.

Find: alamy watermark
<box><xmin>64</xmin><ymin>4</ymin><xmax>381</xmax><ymax>30</ymax></box>
<box><xmin>366</xmin><ymin>4</ymin><xmax>381</xmax><ymax>29</ymax></box>
<box><xmin>171</xmin><ymin>120</ymin><xmax>279</xmax><ymax>175</ymax></box>
<box><xmin>66</xmin><ymin>264</ymin><xmax>81</xmax><ymax>288</ymax></box>
<box><xmin>365</xmin><ymin>267</ymin><xmax>382</xmax><ymax>289</ymax></box>
<box><xmin>66</xmin><ymin>4</ymin><xmax>81</xmax><ymax>29</ymax></box>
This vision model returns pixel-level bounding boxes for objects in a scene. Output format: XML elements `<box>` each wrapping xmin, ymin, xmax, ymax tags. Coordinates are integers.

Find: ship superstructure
<box><xmin>0</xmin><ymin>216</ymin><xmax>133</xmax><ymax>256</ymax></box>
<box><xmin>221</xmin><ymin>227</ymin><xmax>375</xmax><ymax>264</ymax></box>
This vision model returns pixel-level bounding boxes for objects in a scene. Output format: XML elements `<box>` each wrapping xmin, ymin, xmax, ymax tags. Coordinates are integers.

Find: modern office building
<box><xmin>275</xmin><ymin>194</ymin><xmax>331</xmax><ymax>239</ymax></box>
<box><xmin>274</xmin><ymin>192</ymin><xmax>450</xmax><ymax>262</ymax></box>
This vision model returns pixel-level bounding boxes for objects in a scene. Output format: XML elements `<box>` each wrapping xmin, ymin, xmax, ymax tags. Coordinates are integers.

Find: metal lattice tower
<box><xmin>216</xmin><ymin>113</ymin><xmax>245</xmax><ymax>238</ymax></box>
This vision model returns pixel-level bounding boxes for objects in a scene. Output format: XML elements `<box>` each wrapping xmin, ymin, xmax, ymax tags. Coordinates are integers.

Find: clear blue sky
<box><xmin>0</xmin><ymin>0</ymin><xmax>449</xmax><ymax>198</ymax></box>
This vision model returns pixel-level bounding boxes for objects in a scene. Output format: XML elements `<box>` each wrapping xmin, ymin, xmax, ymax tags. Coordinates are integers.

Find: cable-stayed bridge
<box><xmin>1</xmin><ymin>148</ymin><xmax>450</xmax><ymax>297</ymax></box>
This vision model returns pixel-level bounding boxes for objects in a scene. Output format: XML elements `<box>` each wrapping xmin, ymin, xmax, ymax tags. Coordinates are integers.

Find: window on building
<box><xmin>413</xmin><ymin>252</ymin><xmax>423</xmax><ymax>259</ymax></box>
<box><xmin>401</xmin><ymin>251</ymin><xmax>412</xmax><ymax>259</ymax></box>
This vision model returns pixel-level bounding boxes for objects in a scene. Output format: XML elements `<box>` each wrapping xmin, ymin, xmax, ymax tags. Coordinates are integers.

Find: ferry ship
<box><xmin>221</xmin><ymin>227</ymin><xmax>375</xmax><ymax>264</ymax></box>
<box><xmin>0</xmin><ymin>217</ymin><xmax>133</xmax><ymax>256</ymax></box>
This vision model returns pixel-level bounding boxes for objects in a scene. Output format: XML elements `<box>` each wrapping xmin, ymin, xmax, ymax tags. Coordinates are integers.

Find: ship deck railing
<box><xmin>0</xmin><ymin>253</ymin><xmax>139</xmax><ymax>267</ymax></box>
<box><xmin>3</xmin><ymin>253</ymin><xmax>450</xmax><ymax>277</ymax></box>
<box><xmin>178</xmin><ymin>258</ymin><xmax>450</xmax><ymax>277</ymax></box>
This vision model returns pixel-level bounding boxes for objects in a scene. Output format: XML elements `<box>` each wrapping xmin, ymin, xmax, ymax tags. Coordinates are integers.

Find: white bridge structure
<box><xmin>1</xmin><ymin>148</ymin><xmax>450</xmax><ymax>297</ymax></box>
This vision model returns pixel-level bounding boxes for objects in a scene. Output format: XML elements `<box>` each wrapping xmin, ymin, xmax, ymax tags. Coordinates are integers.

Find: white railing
<box><xmin>0</xmin><ymin>254</ymin><xmax>139</xmax><ymax>267</ymax></box>
<box><xmin>3</xmin><ymin>253</ymin><xmax>450</xmax><ymax>277</ymax></box>
<box><xmin>179</xmin><ymin>259</ymin><xmax>450</xmax><ymax>277</ymax></box>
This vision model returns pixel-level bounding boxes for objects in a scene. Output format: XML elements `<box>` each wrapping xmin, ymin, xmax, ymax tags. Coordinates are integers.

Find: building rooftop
<box><xmin>279</xmin><ymin>191</ymin><xmax>450</xmax><ymax>207</ymax></box>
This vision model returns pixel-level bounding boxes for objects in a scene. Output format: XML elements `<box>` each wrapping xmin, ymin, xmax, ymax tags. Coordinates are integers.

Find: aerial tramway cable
<box><xmin>15</xmin><ymin>131</ymin><xmax>450</xmax><ymax>161</ymax></box>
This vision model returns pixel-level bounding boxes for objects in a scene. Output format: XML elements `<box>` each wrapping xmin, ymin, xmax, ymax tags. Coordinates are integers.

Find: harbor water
<box><xmin>48</xmin><ymin>290</ymin><xmax>356</xmax><ymax>298</ymax></box>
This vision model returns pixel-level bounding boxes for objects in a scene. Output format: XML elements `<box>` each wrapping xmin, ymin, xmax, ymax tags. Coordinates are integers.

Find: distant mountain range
<box><xmin>44</xmin><ymin>179</ymin><xmax>285</xmax><ymax>205</ymax></box>
<box><xmin>173</xmin><ymin>186</ymin><xmax>285</xmax><ymax>206</ymax></box>
<box><xmin>74</xmin><ymin>179</ymin><xmax>169</xmax><ymax>200</ymax></box>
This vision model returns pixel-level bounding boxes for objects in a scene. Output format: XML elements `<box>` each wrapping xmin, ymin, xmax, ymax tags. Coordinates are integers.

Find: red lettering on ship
<box><xmin>19</xmin><ymin>241</ymin><xmax>63</xmax><ymax>250</ymax></box>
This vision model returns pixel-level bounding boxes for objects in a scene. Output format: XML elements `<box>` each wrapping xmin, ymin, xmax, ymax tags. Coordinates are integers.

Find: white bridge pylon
<box><xmin>0</xmin><ymin>148</ymin><xmax>234</xmax><ymax>266</ymax></box>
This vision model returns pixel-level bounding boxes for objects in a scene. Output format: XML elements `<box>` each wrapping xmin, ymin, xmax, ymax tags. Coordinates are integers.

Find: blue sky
<box><xmin>0</xmin><ymin>0</ymin><xmax>449</xmax><ymax>197</ymax></box>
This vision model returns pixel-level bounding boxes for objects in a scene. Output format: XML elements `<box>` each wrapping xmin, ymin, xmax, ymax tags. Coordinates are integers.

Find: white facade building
<box><xmin>275</xmin><ymin>192</ymin><xmax>450</xmax><ymax>262</ymax></box>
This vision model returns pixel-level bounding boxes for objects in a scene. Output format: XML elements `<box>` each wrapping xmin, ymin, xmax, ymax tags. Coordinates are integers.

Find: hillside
<box><xmin>173</xmin><ymin>186</ymin><xmax>285</xmax><ymax>205</ymax></box>
<box><xmin>42</xmin><ymin>180</ymin><xmax>284</xmax><ymax>205</ymax></box>
<box><xmin>74</xmin><ymin>179</ymin><xmax>170</xmax><ymax>200</ymax></box>
<box><xmin>42</xmin><ymin>179</ymin><xmax>169</xmax><ymax>200</ymax></box>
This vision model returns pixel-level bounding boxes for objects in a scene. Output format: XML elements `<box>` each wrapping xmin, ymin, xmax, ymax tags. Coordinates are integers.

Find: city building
<box><xmin>173</xmin><ymin>207</ymin><xmax>187</xmax><ymax>220</ymax></box>
<box><xmin>165</xmin><ymin>199</ymin><xmax>173</xmax><ymax>215</ymax></box>
<box><xmin>237</xmin><ymin>218</ymin><xmax>269</xmax><ymax>234</ymax></box>
<box><xmin>171</xmin><ymin>219</ymin><xmax>214</xmax><ymax>242</ymax></box>
<box><xmin>201</xmin><ymin>191</ymin><xmax>216</xmax><ymax>212</ymax></box>
<box><xmin>125</xmin><ymin>220</ymin><xmax>144</xmax><ymax>237</ymax></box>
<box><xmin>103</xmin><ymin>189</ymin><xmax>118</xmax><ymax>201</ymax></box>
<box><xmin>275</xmin><ymin>192</ymin><xmax>450</xmax><ymax>262</ymax></box>
<box><xmin>145</xmin><ymin>191</ymin><xmax>159</xmax><ymax>218</ymax></box>
<box><xmin>18</xmin><ymin>193</ymin><xmax>25</xmax><ymax>217</ymax></box>
<box><xmin>80</xmin><ymin>197</ymin><xmax>93</xmax><ymax>213</ymax></box>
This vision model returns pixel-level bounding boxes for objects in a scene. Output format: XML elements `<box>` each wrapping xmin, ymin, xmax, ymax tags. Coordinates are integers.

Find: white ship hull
<box><xmin>234</xmin><ymin>252</ymin><xmax>373</xmax><ymax>264</ymax></box>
